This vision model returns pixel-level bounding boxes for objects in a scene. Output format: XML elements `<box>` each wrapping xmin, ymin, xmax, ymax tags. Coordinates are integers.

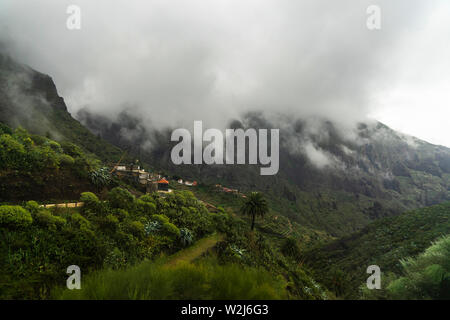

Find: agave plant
<box><xmin>230</xmin><ymin>244</ymin><xmax>246</xmax><ymax>258</ymax></box>
<box><xmin>89</xmin><ymin>167</ymin><xmax>111</xmax><ymax>188</ymax></box>
<box><xmin>144</xmin><ymin>220</ymin><xmax>161</xmax><ymax>236</ymax></box>
<box><xmin>180</xmin><ymin>228</ymin><xmax>194</xmax><ymax>247</ymax></box>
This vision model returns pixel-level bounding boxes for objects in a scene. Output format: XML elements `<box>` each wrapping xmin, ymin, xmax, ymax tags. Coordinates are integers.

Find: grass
<box><xmin>54</xmin><ymin>256</ymin><xmax>288</xmax><ymax>300</ymax></box>
<box><xmin>167</xmin><ymin>233</ymin><xmax>224</xmax><ymax>266</ymax></box>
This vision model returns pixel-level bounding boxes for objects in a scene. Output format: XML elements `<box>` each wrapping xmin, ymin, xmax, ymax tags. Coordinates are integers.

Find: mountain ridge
<box><xmin>1</xmin><ymin>54</ymin><xmax>449</xmax><ymax>237</ymax></box>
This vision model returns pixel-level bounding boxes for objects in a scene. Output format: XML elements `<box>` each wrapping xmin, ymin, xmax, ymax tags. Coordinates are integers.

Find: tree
<box><xmin>108</xmin><ymin>187</ymin><xmax>135</xmax><ymax>210</ymax></box>
<box><xmin>240</xmin><ymin>192</ymin><xmax>268</xmax><ymax>231</ymax></box>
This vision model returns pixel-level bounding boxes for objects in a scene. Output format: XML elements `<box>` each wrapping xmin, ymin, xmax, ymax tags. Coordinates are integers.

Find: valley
<box><xmin>0</xmin><ymin>54</ymin><xmax>449</xmax><ymax>300</ymax></box>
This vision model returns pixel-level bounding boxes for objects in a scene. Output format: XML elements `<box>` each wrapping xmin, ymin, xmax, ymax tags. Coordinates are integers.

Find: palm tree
<box><xmin>240</xmin><ymin>192</ymin><xmax>268</xmax><ymax>231</ymax></box>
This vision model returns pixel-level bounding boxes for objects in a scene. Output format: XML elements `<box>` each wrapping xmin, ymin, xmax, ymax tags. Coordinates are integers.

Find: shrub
<box><xmin>34</xmin><ymin>210</ymin><xmax>66</xmax><ymax>229</ymax></box>
<box><xmin>24</xmin><ymin>201</ymin><xmax>40</xmax><ymax>215</ymax></box>
<box><xmin>97</xmin><ymin>214</ymin><xmax>119</xmax><ymax>233</ymax></box>
<box><xmin>112</xmin><ymin>209</ymin><xmax>129</xmax><ymax>221</ymax></box>
<box><xmin>60</xmin><ymin>141</ymin><xmax>83</xmax><ymax>157</ymax></box>
<box><xmin>139</xmin><ymin>194</ymin><xmax>155</xmax><ymax>203</ymax></box>
<box><xmin>136</xmin><ymin>199</ymin><xmax>156</xmax><ymax>216</ymax></box>
<box><xmin>125</xmin><ymin>221</ymin><xmax>145</xmax><ymax>239</ymax></box>
<box><xmin>108</xmin><ymin>187</ymin><xmax>135</xmax><ymax>210</ymax></box>
<box><xmin>162</xmin><ymin>222</ymin><xmax>181</xmax><ymax>238</ymax></box>
<box><xmin>80</xmin><ymin>192</ymin><xmax>100</xmax><ymax>212</ymax></box>
<box><xmin>44</xmin><ymin>140</ymin><xmax>63</xmax><ymax>153</ymax></box>
<box><xmin>0</xmin><ymin>134</ymin><xmax>26</xmax><ymax>169</ymax></box>
<box><xmin>0</xmin><ymin>122</ymin><xmax>12</xmax><ymax>135</ymax></box>
<box><xmin>0</xmin><ymin>205</ymin><xmax>33</xmax><ymax>228</ymax></box>
<box><xmin>59</xmin><ymin>154</ymin><xmax>75</xmax><ymax>166</ymax></box>
<box><xmin>151</xmin><ymin>214</ymin><xmax>170</xmax><ymax>224</ymax></box>
<box><xmin>70</xmin><ymin>213</ymin><xmax>93</xmax><ymax>233</ymax></box>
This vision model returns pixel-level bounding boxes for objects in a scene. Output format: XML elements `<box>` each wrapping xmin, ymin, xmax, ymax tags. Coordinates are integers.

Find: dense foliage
<box><xmin>0</xmin><ymin>189</ymin><xmax>220</xmax><ymax>299</ymax></box>
<box><xmin>0</xmin><ymin>124</ymin><xmax>103</xmax><ymax>201</ymax></box>
<box><xmin>303</xmin><ymin>202</ymin><xmax>450</xmax><ymax>298</ymax></box>
<box><xmin>362</xmin><ymin>235</ymin><xmax>450</xmax><ymax>300</ymax></box>
<box><xmin>55</xmin><ymin>258</ymin><xmax>288</xmax><ymax>300</ymax></box>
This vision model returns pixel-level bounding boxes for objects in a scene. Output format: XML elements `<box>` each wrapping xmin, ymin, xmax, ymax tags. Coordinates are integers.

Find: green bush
<box><xmin>80</xmin><ymin>192</ymin><xmax>100</xmax><ymax>212</ymax></box>
<box><xmin>162</xmin><ymin>222</ymin><xmax>181</xmax><ymax>238</ymax></box>
<box><xmin>112</xmin><ymin>208</ymin><xmax>129</xmax><ymax>221</ymax></box>
<box><xmin>59</xmin><ymin>154</ymin><xmax>75</xmax><ymax>166</ymax></box>
<box><xmin>139</xmin><ymin>194</ymin><xmax>155</xmax><ymax>203</ymax></box>
<box><xmin>44</xmin><ymin>140</ymin><xmax>63</xmax><ymax>153</ymax></box>
<box><xmin>0</xmin><ymin>205</ymin><xmax>32</xmax><ymax>228</ymax></box>
<box><xmin>97</xmin><ymin>214</ymin><xmax>119</xmax><ymax>233</ymax></box>
<box><xmin>136</xmin><ymin>199</ymin><xmax>156</xmax><ymax>216</ymax></box>
<box><xmin>0</xmin><ymin>122</ymin><xmax>12</xmax><ymax>135</ymax></box>
<box><xmin>34</xmin><ymin>210</ymin><xmax>66</xmax><ymax>229</ymax></box>
<box><xmin>152</xmin><ymin>214</ymin><xmax>170</xmax><ymax>224</ymax></box>
<box><xmin>60</xmin><ymin>141</ymin><xmax>83</xmax><ymax>157</ymax></box>
<box><xmin>0</xmin><ymin>134</ymin><xmax>26</xmax><ymax>169</ymax></box>
<box><xmin>125</xmin><ymin>221</ymin><xmax>145</xmax><ymax>239</ymax></box>
<box><xmin>70</xmin><ymin>213</ymin><xmax>93</xmax><ymax>234</ymax></box>
<box><xmin>108</xmin><ymin>187</ymin><xmax>135</xmax><ymax>210</ymax></box>
<box><xmin>24</xmin><ymin>201</ymin><xmax>40</xmax><ymax>215</ymax></box>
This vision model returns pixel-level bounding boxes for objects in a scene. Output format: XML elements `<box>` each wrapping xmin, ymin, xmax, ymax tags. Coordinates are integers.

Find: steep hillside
<box><xmin>78</xmin><ymin>109</ymin><xmax>450</xmax><ymax>237</ymax></box>
<box><xmin>0</xmin><ymin>123</ymin><xmax>106</xmax><ymax>202</ymax></box>
<box><xmin>0</xmin><ymin>54</ymin><xmax>125</xmax><ymax>164</ymax></box>
<box><xmin>303</xmin><ymin>202</ymin><xmax>450</xmax><ymax>298</ymax></box>
<box><xmin>2</xmin><ymin>53</ymin><xmax>449</xmax><ymax>238</ymax></box>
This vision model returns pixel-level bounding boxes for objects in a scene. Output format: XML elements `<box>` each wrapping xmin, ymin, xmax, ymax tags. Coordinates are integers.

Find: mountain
<box><xmin>0</xmin><ymin>54</ymin><xmax>124</xmax><ymax>164</ymax></box>
<box><xmin>78</xmin><ymin>109</ymin><xmax>450</xmax><ymax>237</ymax></box>
<box><xmin>1</xmin><ymin>54</ymin><xmax>450</xmax><ymax>237</ymax></box>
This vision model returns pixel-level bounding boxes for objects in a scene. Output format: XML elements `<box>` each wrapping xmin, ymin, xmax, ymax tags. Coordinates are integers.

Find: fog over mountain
<box><xmin>1</xmin><ymin>0</ymin><xmax>449</xmax><ymax>147</ymax></box>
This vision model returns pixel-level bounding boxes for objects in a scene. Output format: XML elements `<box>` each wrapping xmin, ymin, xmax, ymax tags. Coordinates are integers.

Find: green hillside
<box><xmin>0</xmin><ymin>54</ymin><xmax>125</xmax><ymax>164</ymax></box>
<box><xmin>0</xmin><ymin>123</ymin><xmax>105</xmax><ymax>202</ymax></box>
<box><xmin>303</xmin><ymin>202</ymin><xmax>450</xmax><ymax>298</ymax></box>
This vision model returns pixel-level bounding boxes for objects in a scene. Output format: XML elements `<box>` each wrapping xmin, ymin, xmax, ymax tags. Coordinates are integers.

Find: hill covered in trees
<box><xmin>303</xmin><ymin>202</ymin><xmax>450</xmax><ymax>298</ymax></box>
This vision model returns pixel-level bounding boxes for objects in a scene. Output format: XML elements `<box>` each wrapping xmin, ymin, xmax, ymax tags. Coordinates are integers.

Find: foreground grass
<box><xmin>54</xmin><ymin>257</ymin><xmax>288</xmax><ymax>300</ymax></box>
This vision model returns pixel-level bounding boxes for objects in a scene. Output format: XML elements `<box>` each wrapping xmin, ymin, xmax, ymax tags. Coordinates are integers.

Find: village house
<box><xmin>157</xmin><ymin>178</ymin><xmax>170</xmax><ymax>192</ymax></box>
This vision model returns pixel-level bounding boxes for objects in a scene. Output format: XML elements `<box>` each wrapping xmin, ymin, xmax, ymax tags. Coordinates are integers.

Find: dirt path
<box><xmin>166</xmin><ymin>233</ymin><xmax>224</xmax><ymax>266</ymax></box>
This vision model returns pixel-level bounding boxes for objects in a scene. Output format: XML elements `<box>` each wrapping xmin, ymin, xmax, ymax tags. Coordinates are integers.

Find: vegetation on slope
<box><xmin>362</xmin><ymin>235</ymin><xmax>450</xmax><ymax>300</ymax></box>
<box><xmin>303</xmin><ymin>202</ymin><xmax>450</xmax><ymax>298</ymax></box>
<box><xmin>0</xmin><ymin>189</ymin><xmax>223</xmax><ymax>299</ymax></box>
<box><xmin>0</xmin><ymin>123</ymin><xmax>105</xmax><ymax>201</ymax></box>
<box><xmin>55</xmin><ymin>257</ymin><xmax>288</xmax><ymax>300</ymax></box>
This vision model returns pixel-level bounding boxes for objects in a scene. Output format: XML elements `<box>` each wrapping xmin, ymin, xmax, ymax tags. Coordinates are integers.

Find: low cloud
<box><xmin>0</xmin><ymin>0</ymin><xmax>439</xmax><ymax>134</ymax></box>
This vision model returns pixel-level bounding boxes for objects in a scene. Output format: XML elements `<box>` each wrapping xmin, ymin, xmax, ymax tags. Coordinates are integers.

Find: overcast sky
<box><xmin>1</xmin><ymin>0</ymin><xmax>449</xmax><ymax>146</ymax></box>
